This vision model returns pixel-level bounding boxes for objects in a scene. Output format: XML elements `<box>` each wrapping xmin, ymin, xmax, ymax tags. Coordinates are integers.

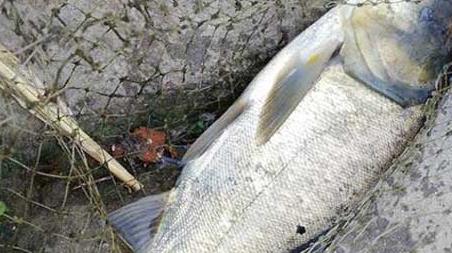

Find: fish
<box><xmin>108</xmin><ymin>1</ymin><xmax>452</xmax><ymax>252</ymax></box>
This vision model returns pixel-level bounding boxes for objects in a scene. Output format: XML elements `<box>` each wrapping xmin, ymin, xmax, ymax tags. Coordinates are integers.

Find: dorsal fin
<box><xmin>256</xmin><ymin>39</ymin><xmax>343</xmax><ymax>145</ymax></box>
<box><xmin>108</xmin><ymin>192</ymin><xmax>169</xmax><ymax>253</ymax></box>
<box><xmin>182</xmin><ymin>98</ymin><xmax>247</xmax><ymax>163</ymax></box>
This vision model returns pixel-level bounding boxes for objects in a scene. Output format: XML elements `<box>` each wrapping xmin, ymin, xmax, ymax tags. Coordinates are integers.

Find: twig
<box><xmin>72</xmin><ymin>175</ymin><xmax>113</xmax><ymax>190</ymax></box>
<box><xmin>0</xmin><ymin>43</ymin><xmax>142</xmax><ymax>191</ymax></box>
<box><xmin>13</xmin><ymin>35</ymin><xmax>51</xmax><ymax>56</ymax></box>
<box><xmin>0</xmin><ymin>244</ymin><xmax>33</xmax><ymax>253</ymax></box>
<box><xmin>3</xmin><ymin>214</ymin><xmax>73</xmax><ymax>241</ymax></box>
<box><xmin>2</xmin><ymin>187</ymin><xmax>60</xmax><ymax>214</ymax></box>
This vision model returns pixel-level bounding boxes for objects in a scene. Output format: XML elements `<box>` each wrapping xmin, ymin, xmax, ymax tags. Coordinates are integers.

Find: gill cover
<box><xmin>339</xmin><ymin>3</ymin><xmax>446</xmax><ymax>107</ymax></box>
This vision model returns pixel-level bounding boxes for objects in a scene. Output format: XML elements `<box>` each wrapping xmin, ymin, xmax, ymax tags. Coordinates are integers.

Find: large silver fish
<box><xmin>109</xmin><ymin>1</ymin><xmax>452</xmax><ymax>252</ymax></box>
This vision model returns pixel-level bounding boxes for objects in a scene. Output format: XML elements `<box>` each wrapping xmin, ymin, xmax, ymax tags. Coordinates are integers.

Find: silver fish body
<box><xmin>109</xmin><ymin>1</ymin><xmax>452</xmax><ymax>252</ymax></box>
<box><xmin>154</xmin><ymin>63</ymin><xmax>423</xmax><ymax>253</ymax></box>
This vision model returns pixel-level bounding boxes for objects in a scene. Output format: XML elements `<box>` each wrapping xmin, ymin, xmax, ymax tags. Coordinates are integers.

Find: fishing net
<box><xmin>0</xmin><ymin>0</ymin><xmax>449</xmax><ymax>252</ymax></box>
<box><xmin>325</xmin><ymin>0</ymin><xmax>423</xmax><ymax>8</ymax></box>
<box><xmin>301</xmin><ymin>62</ymin><xmax>452</xmax><ymax>253</ymax></box>
<box><xmin>0</xmin><ymin>0</ymin><xmax>327</xmax><ymax>252</ymax></box>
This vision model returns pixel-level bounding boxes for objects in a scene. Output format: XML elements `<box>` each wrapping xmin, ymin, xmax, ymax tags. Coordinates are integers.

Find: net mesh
<box><xmin>0</xmin><ymin>0</ymin><xmax>449</xmax><ymax>252</ymax></box>
<box><xmin>0</xmin><ymin>0</ymin><xmax>326</xmax><ymax>252</ymax></box>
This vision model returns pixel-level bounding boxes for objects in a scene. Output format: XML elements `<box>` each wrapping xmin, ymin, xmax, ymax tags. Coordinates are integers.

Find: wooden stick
<box><xmin>0</xmin><ymin>44</ymin><xmax>142</xmax><ymax>191</ymax></box>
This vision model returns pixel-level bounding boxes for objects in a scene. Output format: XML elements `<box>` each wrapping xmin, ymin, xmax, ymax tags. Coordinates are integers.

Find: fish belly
<box><xmin>151</xmin><ymin>62</ymin><xmax>423</xmax><ymax>253</ymax></box>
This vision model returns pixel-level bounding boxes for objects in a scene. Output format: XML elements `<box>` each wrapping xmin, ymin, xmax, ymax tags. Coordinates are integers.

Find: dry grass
<box><xmin>0</xmin><ymin>27</ymin><xmax>248</xmax><ymax>253</ymax></box>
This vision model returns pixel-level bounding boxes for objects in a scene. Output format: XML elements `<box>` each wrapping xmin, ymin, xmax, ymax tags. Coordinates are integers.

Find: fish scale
<box><xmin>210</xmin><ymin>64</ymin><xmax>423</xmax><ymax>253</ymax></box>
<box><xmin>149</xmin><ymin>62</ymin><xmax>422</xmax><ymax>252</ymax></box>
<box><xmin>108</xmin><ymin>1</ymin><xmax>452</xmax><ymax>252</ymax></box>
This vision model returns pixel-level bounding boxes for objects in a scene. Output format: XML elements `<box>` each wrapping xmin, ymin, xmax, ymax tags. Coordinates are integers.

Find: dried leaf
<box><xmin>132</xmin><ymin>127</ymin><xmax>167</xmax><ymax>163</ymax></box>
<box><xmin>132</xmin><ymin>127</ymin><xmax>167</xmax><ymax>146</ymax></box>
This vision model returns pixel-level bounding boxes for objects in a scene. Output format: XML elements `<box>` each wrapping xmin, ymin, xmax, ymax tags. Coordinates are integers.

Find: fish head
<box><xmin>413</xmin><ymin>0</ymin><xmax>452</xmax><ymax>82</ymax></box>
<box><xmin>341</xmin><ymin>0</ymin><xmax>452</xmax><ymax>105</ymax></box>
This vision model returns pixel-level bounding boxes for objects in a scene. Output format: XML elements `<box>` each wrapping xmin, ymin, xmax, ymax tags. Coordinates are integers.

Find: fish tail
<box><xmin>108</xmin><ymin>192</ymin><xmax>169</xmax><ymax>253</ymax></box>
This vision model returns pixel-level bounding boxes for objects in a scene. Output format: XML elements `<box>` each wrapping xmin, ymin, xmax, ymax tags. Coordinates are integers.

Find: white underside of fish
<box><xmin>150</xmin><ymin>58</ymin><xmax>423</xmax><ymax>252</ymax></box>
<box><xmin>109</xmin><ymin>1</ymin><xmax>452</xmax><ymax>251</ymax></box>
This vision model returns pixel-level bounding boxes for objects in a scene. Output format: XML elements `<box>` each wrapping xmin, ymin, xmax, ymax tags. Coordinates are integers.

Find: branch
<box><xmin>0</xmin><ymin>43</ymin><xmax>143</xmax><ymax>191</ymax></box>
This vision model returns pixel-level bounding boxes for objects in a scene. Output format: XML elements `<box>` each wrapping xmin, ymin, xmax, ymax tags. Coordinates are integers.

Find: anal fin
<box><xmin>108</xmin><ymin>192</ymin><xmax>169</xmax><ymax>253</ymax></box>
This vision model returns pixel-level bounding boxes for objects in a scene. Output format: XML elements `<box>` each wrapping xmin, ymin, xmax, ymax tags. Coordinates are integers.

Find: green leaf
<box><xmin>0</xmin><ymin>201</ymin><xmax>6</xmax><ymax>216</ymax></box>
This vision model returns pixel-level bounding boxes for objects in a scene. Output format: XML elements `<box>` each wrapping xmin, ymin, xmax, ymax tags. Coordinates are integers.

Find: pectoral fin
<box><xmin>256</xmin><ymin>39</ymin><xmax>342</xmax><ymax>145</ymax></box>
<box><xmin>108</xmin><ymin>192</ymin><xmax>169</xmax><ymax>253</ymax></box>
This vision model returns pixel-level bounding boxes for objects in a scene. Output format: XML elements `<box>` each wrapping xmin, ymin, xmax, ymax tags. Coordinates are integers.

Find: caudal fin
<box><xmin>108</xmin><ymin>192</ymin><xmax>169</xmax><ymax>253</ymax></box>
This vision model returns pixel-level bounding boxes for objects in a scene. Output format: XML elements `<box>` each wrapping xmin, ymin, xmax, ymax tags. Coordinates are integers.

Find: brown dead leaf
<box><xmin>132</xmin><ymin>127</ymin><xmax>167</xmax><ymax>163</ymax></box>
<box><xmin>132</xmin><ymin>127</ymin><xmax>166</xmax><ymax>146</ymax></box>
<box><xmin>110</xmin><ymin>127</ymin><xmax>176</xmax><ymax>164</ymax></box>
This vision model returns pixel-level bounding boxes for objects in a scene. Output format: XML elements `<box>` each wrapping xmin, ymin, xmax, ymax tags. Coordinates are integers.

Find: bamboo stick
<box><xmin>0</xmin><ymin>44</ymin><xmax>142</xmax><ymax>191</ymax></box>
